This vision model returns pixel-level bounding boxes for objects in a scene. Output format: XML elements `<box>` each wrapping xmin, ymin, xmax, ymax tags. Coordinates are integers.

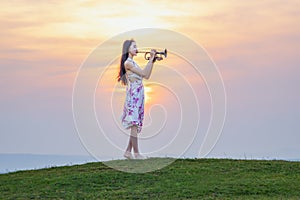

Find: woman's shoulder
<box><xmin>124</xmin><ymin>59</ymin><xmax>135</xmax><ymax>69</ymax></box>
<box><xmin>125</xmin><ymin>58</ymin><xmax>137</xmax><ymax>67</ymax></box>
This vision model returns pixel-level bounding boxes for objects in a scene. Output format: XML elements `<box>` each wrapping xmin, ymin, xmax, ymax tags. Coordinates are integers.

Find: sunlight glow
<box><xmin>144</xmin><ymin>85</ymin><xmax>153</xmax><ymax>104</ymax></box>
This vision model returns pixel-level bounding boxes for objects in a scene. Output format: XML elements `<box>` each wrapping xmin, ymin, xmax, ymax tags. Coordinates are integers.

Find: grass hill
<box><xmin>0</xmin><ymin>158</ymin><xmax>299</xmax><ymax>199</ymax></box>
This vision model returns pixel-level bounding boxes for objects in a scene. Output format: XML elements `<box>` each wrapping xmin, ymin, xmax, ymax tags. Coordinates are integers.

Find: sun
<box><xmin>144</xmin><ymin>85</ymin><xmax>153</xmax><ymax>104</ymax></box>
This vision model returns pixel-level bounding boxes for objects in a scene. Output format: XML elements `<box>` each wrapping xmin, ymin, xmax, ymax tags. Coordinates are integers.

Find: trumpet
<box><xmin>137</xmin><ymin>49</ymin><xmax>167</xmax><ymax>62</ymax></box>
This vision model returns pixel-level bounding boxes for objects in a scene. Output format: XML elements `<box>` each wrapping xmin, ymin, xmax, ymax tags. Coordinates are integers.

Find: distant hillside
<box><xmin>0</xmin><ymin>158</ymin><xmax>299</xmax><ymax>199</ymax></box>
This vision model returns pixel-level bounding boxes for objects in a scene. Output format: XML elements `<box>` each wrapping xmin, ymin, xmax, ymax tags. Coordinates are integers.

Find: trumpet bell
<box><xmin>159</xmin><ymin>49</ymin><xmax>167</xmax><ymax>58</ymax></box>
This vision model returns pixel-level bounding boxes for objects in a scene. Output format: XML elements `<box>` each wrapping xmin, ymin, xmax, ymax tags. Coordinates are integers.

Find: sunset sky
<box><xmin>1</xmin><ymin>0</ymin><xmax>300</xmax><ymax>160</ymax></box>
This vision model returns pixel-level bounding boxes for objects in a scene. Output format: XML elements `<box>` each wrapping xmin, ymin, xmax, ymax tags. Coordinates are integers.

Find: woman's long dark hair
<box><xmin>117</xmin><ymin>39</ymin><xmax>135</xmax><ymax>85</ymax></box>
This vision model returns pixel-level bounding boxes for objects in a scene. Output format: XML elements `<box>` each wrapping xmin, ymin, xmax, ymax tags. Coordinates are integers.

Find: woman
<box><xmin>117</xmin><ymin>39</ymin><xmax>156</xmax><ymax>159</ymax></box>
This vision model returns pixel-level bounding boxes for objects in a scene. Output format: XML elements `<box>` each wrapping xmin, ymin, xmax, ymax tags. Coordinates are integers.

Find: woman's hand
<box><xmin>150</xmin><ymin>49</ymin><xmax>156</xmax><ymax>62</ymax></box>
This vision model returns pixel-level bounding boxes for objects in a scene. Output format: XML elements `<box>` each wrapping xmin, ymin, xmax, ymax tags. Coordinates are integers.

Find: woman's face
<box><xmin>128</xmin><ymin>42</ymin><xmax>137</xmax><ymax>56</ymax></box>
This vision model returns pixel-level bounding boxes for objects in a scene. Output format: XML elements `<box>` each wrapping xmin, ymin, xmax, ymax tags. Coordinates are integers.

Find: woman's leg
<box><xmin>130</xmin><ymin>125</ymin><xmax>139</xmax><ymax>154</ymax></box>
<box><xmin>124</xmin><ymin>125</ymin><xmax>145</xmax><ymax>159</ymax></box>
<box><xmin>124</xmin><ymin>125</ymin><xmax>138</xmax><ymax>159</ymax></box>
<box><xmin>124</xmin><ymin>137</ymin><xmax>133</xmax><ymax>159</ymax></box>
<box><xmin>125</xmin><ymin>137</ymin><xmax>132</xmax><ymax>153</ymax></box>
<box><xmin>130</xmin><ymin>126</ymin><xmax>145</xmax><ymax>159</ymax></box>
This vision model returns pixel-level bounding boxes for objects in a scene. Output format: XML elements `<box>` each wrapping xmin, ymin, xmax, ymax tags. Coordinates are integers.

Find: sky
<box><xmin>1</xmin><ymin>0</ymin><xmax>300</xmax><ymax>160</ymax></box>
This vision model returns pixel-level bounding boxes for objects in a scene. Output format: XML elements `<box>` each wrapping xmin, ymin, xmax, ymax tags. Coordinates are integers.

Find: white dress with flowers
<box><xmin>121</xmin><ymin>58</ymin><xmax>145</xmax><ymax>133</ymax></box>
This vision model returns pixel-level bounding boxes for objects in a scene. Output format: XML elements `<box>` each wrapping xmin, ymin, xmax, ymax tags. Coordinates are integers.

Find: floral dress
<box><xmin>121</xmin><ymin>58</ymin><xmax>145</xmax><ymax>133</ymax></box>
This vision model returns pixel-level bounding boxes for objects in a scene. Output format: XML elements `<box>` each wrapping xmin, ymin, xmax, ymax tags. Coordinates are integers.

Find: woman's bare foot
<box><xmin>124</xmin><ymin>151</ymin><xmax>133</xmax><ymax>159</ymax></box>
<box><xmin>134</xmin><ymin>153</ymin><xmax>146</xmax><ymax>160</ymax></box>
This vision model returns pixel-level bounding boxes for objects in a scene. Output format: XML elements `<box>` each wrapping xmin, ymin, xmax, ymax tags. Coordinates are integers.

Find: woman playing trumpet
<box><xmin>117</xmin><ymin>39</ymin><xmax>156</xmax><ymax>159</ymax></box>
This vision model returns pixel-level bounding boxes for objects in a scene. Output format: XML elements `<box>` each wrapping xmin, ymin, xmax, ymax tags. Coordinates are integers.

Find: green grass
<box><xmin>0</xmin><ymin>158</ymin><xmax>299</xmax><ymax>199</ymax></box>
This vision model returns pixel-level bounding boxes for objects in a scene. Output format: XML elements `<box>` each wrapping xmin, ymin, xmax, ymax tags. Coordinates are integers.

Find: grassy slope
<box><xmin>0</xmin><ymin>158</ymin><xmax>299</xmax><ymax>199</ymax></box>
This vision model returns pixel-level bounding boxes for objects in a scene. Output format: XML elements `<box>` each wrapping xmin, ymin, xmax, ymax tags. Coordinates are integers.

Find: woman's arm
<box><xmin>125</xmin><ymin>50</ymin><xmax>156</xmax><ymax>79</ymax></box>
